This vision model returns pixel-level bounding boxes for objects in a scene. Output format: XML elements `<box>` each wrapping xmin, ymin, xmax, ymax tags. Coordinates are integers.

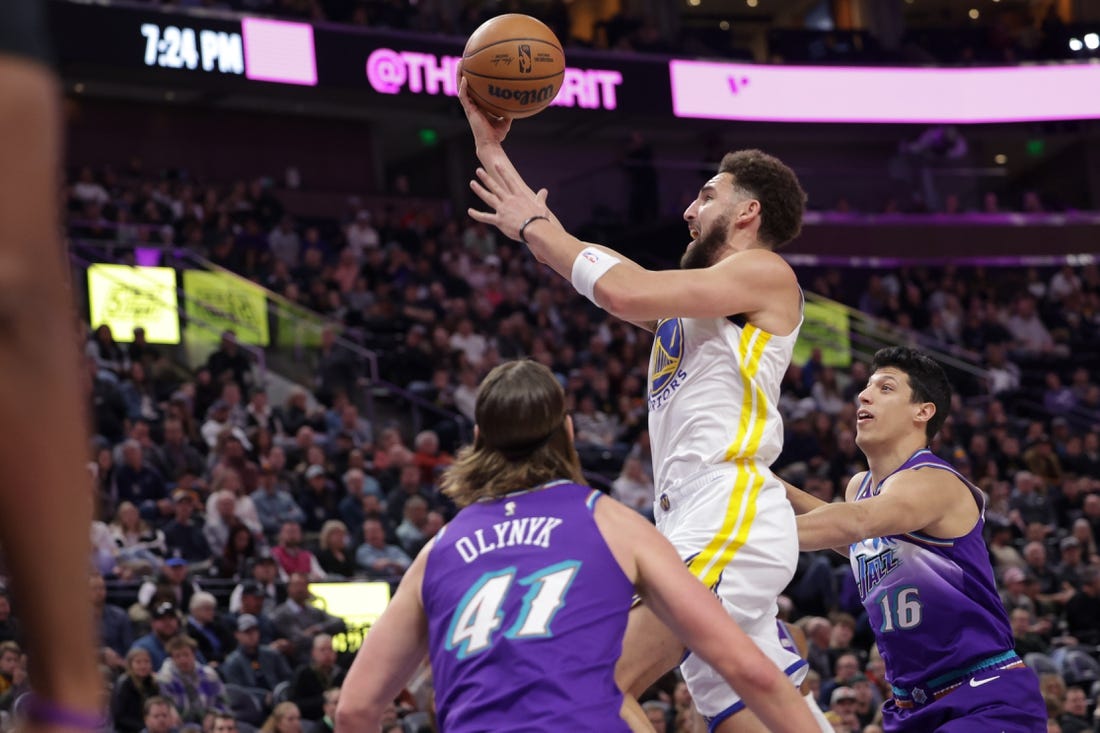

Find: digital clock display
<box><xmin>140</xmin><ymin>23</ymin><xmax>243</xmax><ymax>74</ymax></box>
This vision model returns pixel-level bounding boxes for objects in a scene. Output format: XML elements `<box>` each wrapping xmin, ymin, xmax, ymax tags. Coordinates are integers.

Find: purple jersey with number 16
<box><xmin>422</xmin><ymin>481</ymin><xmax>633</xmax><ymax>732</ymax></box>
<box><xmin>851</xmin><ymin>449</ymin><xmax>1045</xmax><ymax>731</ymax></box>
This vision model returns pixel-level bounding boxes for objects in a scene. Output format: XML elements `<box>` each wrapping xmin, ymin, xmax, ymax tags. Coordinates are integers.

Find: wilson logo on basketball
<box><xmin>487</xmin><ymin>83</ymin><xmax>556</xmax><ymax>105</ymax></box>
<box><xmin>518</xmin><ymin>44</ymin><xmax>532</xmax><ymax>73</ymax></box>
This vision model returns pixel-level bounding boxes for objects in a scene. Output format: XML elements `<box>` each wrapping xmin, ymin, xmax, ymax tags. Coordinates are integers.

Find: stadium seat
<box><xmin>272</xmin><ymin>680</ymin><xmax>292</xmax><ymax>704</ymax></box>
<box><xmin>1057</xmin><ymin>647</ymin><xmax>1100</xmax><ymax>687</ymax></box>
<box><xmin>1023</xmin><ymin>652</ymin><xmax>1058</xmax><ymax>676</ymax></box>
<box><xmin>225</xmin><ymin>684</ymin><xmax>267</xmax><ymax>727</ymax></box>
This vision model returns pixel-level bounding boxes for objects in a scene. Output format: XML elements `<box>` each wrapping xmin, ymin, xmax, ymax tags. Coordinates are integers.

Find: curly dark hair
<box><xmin>718</xmin><ymin>149</ymin><xmax>807</xmax><ymax>248</ymax></box>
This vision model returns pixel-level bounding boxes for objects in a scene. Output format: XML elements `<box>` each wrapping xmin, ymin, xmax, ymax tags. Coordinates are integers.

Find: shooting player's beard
<box><xmin>680</xmin><ymin>213</ymin><xmax>732</xmax><ymax>270</ymax></box>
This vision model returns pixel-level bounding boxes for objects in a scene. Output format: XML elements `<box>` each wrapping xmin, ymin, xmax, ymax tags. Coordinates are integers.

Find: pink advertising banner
<box><xmin>669</xmin><ymin>59</ymin><xmax>1100</xmax><ymax>124</ymax></box>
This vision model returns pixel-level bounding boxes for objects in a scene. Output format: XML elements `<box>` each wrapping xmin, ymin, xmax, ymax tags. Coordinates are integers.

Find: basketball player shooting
<box><xmin>458</xmin><ymin>79</ymin><xmax>829</xmax><ymax>733</ymax></box>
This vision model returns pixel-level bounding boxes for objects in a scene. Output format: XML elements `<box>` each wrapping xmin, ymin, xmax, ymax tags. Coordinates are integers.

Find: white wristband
<box><xmin>570</xmin><ymin>247</ymin><xmax>621</xmax><ymax>305</ymax></box>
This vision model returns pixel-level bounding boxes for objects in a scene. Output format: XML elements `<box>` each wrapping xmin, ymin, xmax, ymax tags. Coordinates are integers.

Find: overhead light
<box><xmin>688</xmin><ymin>0</ymin><xmax>701</xmax><ymax>6</ymax></box>
<box><xmin>74</xmin><ymin>83</ymin><xmax>85</xmax><ymax>93</ymax></box>
<box><xmin>1069</xmin><ymin>38</ymin><xmax>1084</xmax><ymax>51</ymax></box>
<box><xmin>968</xmin><ymin>8</ymin><xmax>980</xmax><ymax>20</ymax></box>
<box><xmin>746</xmin><ymin>0</ymin><xmax>758</xmax><ymax>6</ymax></box>
<box><xmin>1086</xmin><ymin>33</ymin><xmax>1100</xmax><ymax>50</ymax></box>
<box><xmin>994</xmin><ymin>154</ymin><xmax>1007</xmax><ymax>165</ymax></box>
<box><xmin>720</xmin><ymin>20</ymin><xmax>731</xmax><ymax>30</ymax></box>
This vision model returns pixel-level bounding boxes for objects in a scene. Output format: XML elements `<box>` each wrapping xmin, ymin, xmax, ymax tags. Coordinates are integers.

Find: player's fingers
<box><xmin>474</xmin><ymin>167</ymin><xmax>504</xmax><ymax>197</ymax></box>
<box><xmin>536</xmin><ymin>188</ymin><xmax>549</xmax><ymax>206</ymax></box>
<box><xmin>466</xmin><ymin>207</ymin><xmax>496</xmax><ymax>225</ymax></box>
<box><xmin>469</xmin><ymin>178</ymin><xmax>499</xmax><ymax>207</ymax></box>
<box><xmin>494</xmin><ymin>161</ymin><xmax>526</xmax><ymax>194</ymax></box>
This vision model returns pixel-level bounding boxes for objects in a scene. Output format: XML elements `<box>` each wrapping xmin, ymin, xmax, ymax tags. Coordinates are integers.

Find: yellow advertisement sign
<box><xmin>308</xmin><ymin>581</ymin><xmax>391</xmax><ymax>653</ymax></box>
<box><xmin>182</xmin><ymin>270</ymin><xmax>269</xmax><ymax>346</ymax></box>
<box><xmin>793</xmin><ymin>300</ymin><xmax>851</xmax><ymax>368</ymax></box>
<box><xmin>87</xmin><ymin>264</ymin><xmax>180</xmax><ymax>344</ymax></box>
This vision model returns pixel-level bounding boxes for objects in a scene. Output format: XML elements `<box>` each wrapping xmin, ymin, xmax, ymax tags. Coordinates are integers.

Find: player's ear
<box><xmin>564</xmin><ymin>415</ymin><xmax>575</xmax><ymax>444</ymax></box>
<box><xmin>473</xmin><ymin>425</ymin><xmax>480</xmax><ymax>442</ymax></box>
<box><xmin>914</xmin><ymin>401</ymin><xmax>936</xmax><ymax>425</ymax></box>
<box><xmin>738</xmin><ymin>198</ymin><xmax>761</xmax><ymax>223</ymax></box>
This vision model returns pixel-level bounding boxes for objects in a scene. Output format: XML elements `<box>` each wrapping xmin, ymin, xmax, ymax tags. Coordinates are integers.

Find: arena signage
<box><xmin>181</xmin><ymin>270</ymin><xmax>269</xmax><ymax>346</ymax></box>
<box><xmin>52</xmin><ymin>2</ymin><xmax>659</xmax><ymax>115</ymax></box>
<box><xmin>86</xmin><ymin>264</ymin><xmax>181</xmax><ymax>345</ymax></box>
<box><xmin>670</xmin><ymin>59</ymin><xmax>1100</xmax><ymax>124</ymax></box>
<box><xmin>364</xmin><ymin>47</ymin><xmax>623</xmax><ymax>110</ymax></box>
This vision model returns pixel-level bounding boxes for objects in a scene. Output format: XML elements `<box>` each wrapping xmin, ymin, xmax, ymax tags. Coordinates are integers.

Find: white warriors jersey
<box><xmin>646</xmin><ymin>314</ymin><xmax>801</xmax><ymax>490</ymax></box>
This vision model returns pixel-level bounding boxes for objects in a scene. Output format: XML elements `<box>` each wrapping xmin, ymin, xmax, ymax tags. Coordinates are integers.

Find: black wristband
<box><xmin>518</xmin><ymin>215</ymin><xmax>550</xmax><ymax>244</ymax></box>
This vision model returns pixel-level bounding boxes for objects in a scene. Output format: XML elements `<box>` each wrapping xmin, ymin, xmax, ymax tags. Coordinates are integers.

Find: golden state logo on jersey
<box><xmin>648</xmin><ymin>319</ymin><xmax>688</xmax><ymax>411</ymax></box>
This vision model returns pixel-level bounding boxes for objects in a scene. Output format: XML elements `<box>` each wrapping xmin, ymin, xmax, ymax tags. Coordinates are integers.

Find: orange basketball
<box><xmin>461</xmin><ymin>14</ymin><xmax>565</xmax><ymax>119</ymax></box>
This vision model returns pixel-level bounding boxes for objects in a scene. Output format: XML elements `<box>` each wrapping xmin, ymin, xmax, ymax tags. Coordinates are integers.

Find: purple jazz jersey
<box><xmin>422</xmin><ymin>481</ymin><xmax>634</xmax><ymax>732</ymax></box>
<box><xmin>850</xmin><ymin>450</ymin><xmax>1044</xmax><ymax>731</ymax></box>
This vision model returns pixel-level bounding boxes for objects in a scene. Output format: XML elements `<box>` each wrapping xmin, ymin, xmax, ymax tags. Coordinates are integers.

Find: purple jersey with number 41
<box><xmin>422</xmin><ymin>481</ymin><xmax>634</xmax><ymax>732</ymax></box>
<box><xmin>850</xmin><ymin>450</ymin><xmax>1014</xmax><ymax>694</ymax></box>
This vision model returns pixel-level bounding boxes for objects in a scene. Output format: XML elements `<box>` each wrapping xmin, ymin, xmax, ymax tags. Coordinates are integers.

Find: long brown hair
<box><xmin>441</xmin><ymin>361</ymin><xmax>584</xmax><ymax>507</ymax></box>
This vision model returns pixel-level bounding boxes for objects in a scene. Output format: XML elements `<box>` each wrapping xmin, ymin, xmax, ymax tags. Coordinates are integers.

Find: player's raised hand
<box><xmin>457</xmin><ymin>75</ymin><xmax>511</xmax><ymax>148</ymax></box>
<box><xmin>468</xmin><ymin>163</ymin><xmax>553</xmax><ymax>245</ymax></box>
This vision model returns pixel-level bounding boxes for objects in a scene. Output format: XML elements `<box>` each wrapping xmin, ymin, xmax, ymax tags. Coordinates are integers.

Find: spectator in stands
<box><xmin>988</xmin><ymin>521</ymin><xmax>1026</xmax><ymax>573</ymax></box>
<box><xmin>309</xmin><ymin>688</ymin><xmax>339</xmax><ymax>733</ymax></box>
<box><xmin>313</xmin><ymin>330</ymin><xmax>359</xmax><ymax>407</ymax></box>
<box><xmin>1043</xmin><ymin>373</ymin><xmax>1078</xmax><ymax>416</ymax></box>
<box><xmin>0</xmin><ymin>641</ymin><xmax>21</xmax><ymax>697</ymax></box>
<box><xmin>411</xmin><ymin>430</ymin><xmax>451</xmax><ymax>486</ymax></box>
<box><xmin>316</xmin><ymin>520</ymin><xmax>355</xmax><ymax>578</ymax></box>
<box><xmin>1064</xmin><ymin>567</ymin><xmax>1100</xmax><ymax>646</ymax></box>
<box><xmin>612</xmin><ymin>455</ymin><xmax>654</xmax><ymax>515</ymax></box>
<box><xmin>230</xmin><ymin>582</ymin><xmax>285</xmax><ymax>652</ymax></box>
<box><xmin>212</xmin><ymin>431</ymin><xmax>260</xmax><ymax>494</ymax></box>
<box><xmin>1010</xmin><ymin>471</ymin><xmax>1056</xmax><ymax>532</ymax></box>
<box><xmin>111</xmin><ymin>501</ymin><xmax>168</xmax><ymax>574</ymax></box>
<box><xmin>138</xmin><ymin>555</ymin><xmax>203</xmax><ymax>610</ymax></box>
<box><xmin>819</xmin><ymin>652</ymin><xmax>860</xmax><ymax>710</ymax></box>
<box><xmin>337</xmin><ymin>468</ymin><xmax>380</xmax><ymax>537</ymax></box>
<box><xmin>91</xmin><ymin>572</ymin><xmax>132</xmax><ymax>665</ymax></box>
<box><xmin>206</xmin><ymin>331</ymin><xmax>253</xmax><ymax>395</ymax></box>
<box><xmin>116</xmin><ymin>439</ymin><xmax>170</xmax><ymax>521</ymax></box>
<box><xmin>1070</xmin><ymin>518</ymin><xmax>1099</xmax><ymax>564</ymax></box>
<box><xmin>270</xmin><ymin>574</ymin><xmax>346</xmax><ymax>665</ymax></box>
<box><xmin>345</xmin><ymin>210</ymin><xmax>378</xmax><ymax>262</ymax></box>
<box><xmin>271</xmin><ymin>521</ymin><xmax>325</xmax><ymax>581</ymax></box>
<box><xmin>87</xmin><ymin>324</ymin><xmax>130</xmax><ymax>381</ymax></box>
<box><xmin>1023</xmin><ymin>541</ymin><xmax>1072</xmax><ymax>605</ymax></box>
<box><xmin>202</xmin><ymin>402</ymin><xmax>251</xmax><ymax>453</ymax></box>
<box><xmin>828</xmin><ymin>686</ymin><xmax>860</xmax><ymax>730</ymax></box>
<box><xmin>218</xmin><ymin>524</ymin><xmax>260</xmax><ymax>581</ymax></box>
<box><xmin>139</xmin><ymin>696</ymin><xmax>177</xmax><ymax>733</ymax></box>
<box><xmin>163</xmin><ymin>490</ymin><xmax>213</xmax><ymax>566</ymax></box>
<box><xmin>229</xmin><ymin>558</ymin><xmax>283</xmax><ymax>615</ymax></box>
<box><xmin>1059</xmin><ymin>686</ymin><xmax>1090</xmax><ymax>733</ymax></box>
<box><xmin>112</xmin><ymin>647</ymin><xmax>161</xmax><ymax>733</ymax></box>
<box><xmin>298</xmin><ymin>465</ymin><xmax>339</xmax><ymax>534</ymax></box>
<box><xmin>289</xmin><ymin>634</ymin><xmax>346</xmax><ymax>722</ymax></box>
<box><xmin>221</xmin><ymin>614</ymin><xmax>293</xmax><ymax>696</ymax></box>
<box><xmin>394</xmin><ymin>496</ymin><xmax>429</xmax><ymax>556</ymax></box>
<box><xmin>269</xmin><ymin>216</ymin><xmax>301</xmax><ymax>269</ymax></box>
<box><xmin>131</xmin><ymin>602</ymin><xmax>185</xmax><ymax>671</ymax></box>
<box><xmin>156</xmin><ymin>635</ymin><xmax>229</xmax><ymax>723</ymax></box>
<box><xmin>1055</xmin><ymin>536</ymin><xmax>1087</xmax><ymax>591</ymax></box>
<box><xmin>185</xmin><ymin>592</ymin><xmax>234</xmax><ymax>666</ymax></box>
<box><xmin>384</xmin><ymin>464</ymin><xmax>431</xmax><ymax>529</ymax></box>
<box><xmin>88</xmin><ymin>354</ymin><xmax>129</xmax><ymax>444</ymax></box>
<box><xmin>252</xmin><ymin>462</ymin><xmax>307</xmax><ymax>541</ymax></box>
<box><xmin>161</xmin><ymin>417</ymin><xmax>207</xmax><ymax>483</ymax></box>
<box><xmin>261</xmin><ymin>702</ymin><xmax>303</xmax><ymax>733</ymax></box>
<box><xmin>1010</xmin><ymin>608</ymin><xmax>1050</xmax><ymax>657</ymax></box>
<box><xmin>205</xmin><ymin>490</ymin><xmax>245</xmax><ymax>558</ymax></box>
<box><xmin>355</xmin><ymin>517</ymin><xmax>411</xmax><ymax>579</ymax></box>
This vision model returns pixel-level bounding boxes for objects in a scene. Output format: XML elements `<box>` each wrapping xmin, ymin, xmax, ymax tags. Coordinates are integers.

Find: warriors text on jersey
<box><xmin>647</xmin><ymin>315</ymin><xmax>801</xmax><ymax>490</ymax></box>
<box><xmin>421</xmin><ymin>481</ymin><xmax>633</xmax><ymax>732</ymax></box>
<box><xmin>850</xmin><ymin>450</ymin><xmax>1019</xmax><ymax>704</ymax></box>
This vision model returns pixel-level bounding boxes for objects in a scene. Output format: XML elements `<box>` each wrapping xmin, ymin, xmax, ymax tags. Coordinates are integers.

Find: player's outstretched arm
<box><xmin>595</xmin><ymin>498</ymin><xmax>818</xmax><ymax>733</ymax></box>
<box><xmin>0</xmin><ymin>52</ymin><xmax>103</xmax><ymax>726</ymax></box>
<box><xmin>335</xmin><ymin>544</ymin><xmax>431</xmax><ymax>731</ymax></box>
<box><xmin>797</xmin><ymin>469</ymin><xmax>971</xmax><ymax>551</ymax></box>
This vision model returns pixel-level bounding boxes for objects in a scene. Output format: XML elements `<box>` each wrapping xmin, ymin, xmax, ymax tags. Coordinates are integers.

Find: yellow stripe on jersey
<box><xmin>688</xmin><ymin>324</ymin><xmax>773</xmax><ymax>587</ymax></box>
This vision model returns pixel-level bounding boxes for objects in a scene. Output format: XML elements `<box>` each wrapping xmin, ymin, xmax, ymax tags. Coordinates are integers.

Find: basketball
<box><xmin>461</xmin><ymin>14</ymin><xmax>565</xmax><ymax>120</ymax></box>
